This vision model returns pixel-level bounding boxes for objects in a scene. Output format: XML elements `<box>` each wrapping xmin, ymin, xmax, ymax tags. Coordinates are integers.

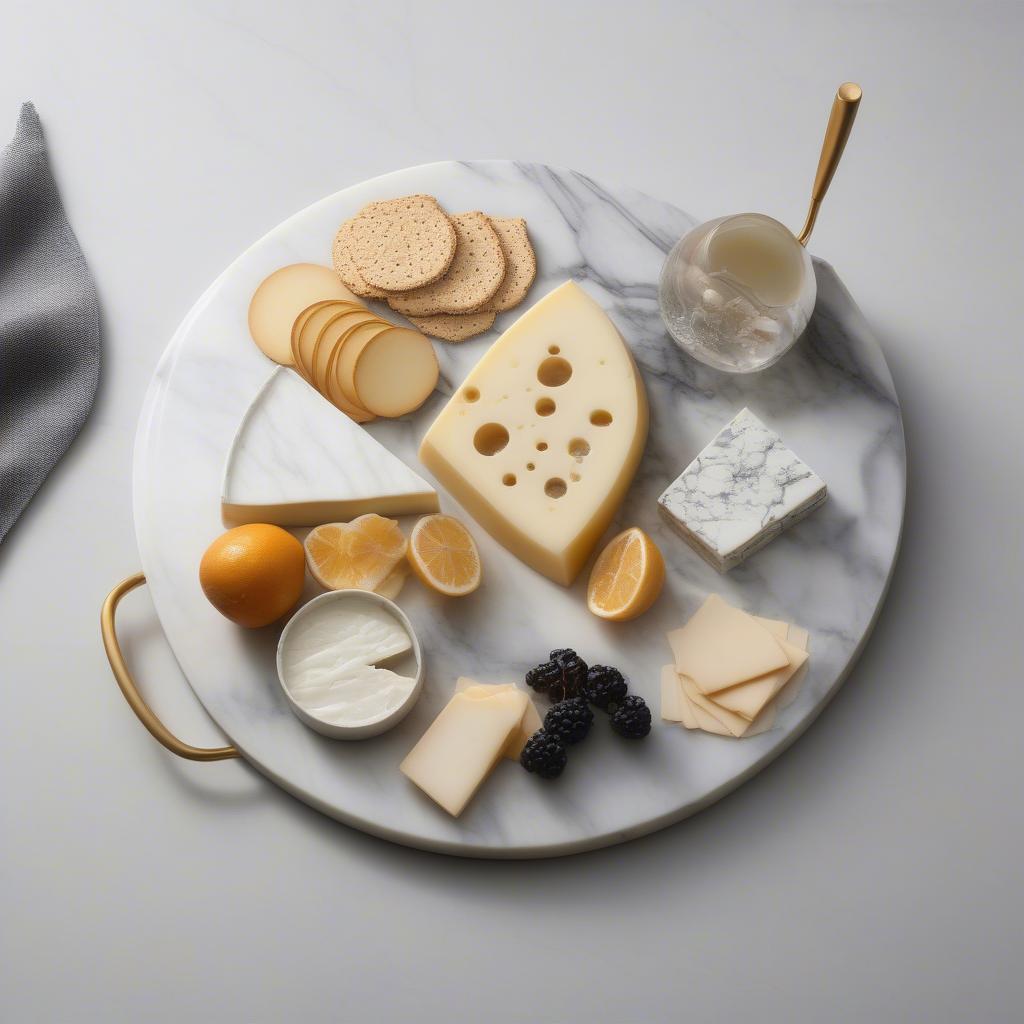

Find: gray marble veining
<box><xmin>133</xmin><ymin>161</ymin><xmax>905</xmax><ymax>857</ymax></box>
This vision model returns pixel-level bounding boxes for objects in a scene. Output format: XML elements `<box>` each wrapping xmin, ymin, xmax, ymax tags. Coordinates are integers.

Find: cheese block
<box><xmin>667</xmin><ymin>594</ymin><xmax>789</xmax><ymax>695</ymax></box>
<box><xmin>248</xmin><ymin>264</ymin><xmax>358</xmax><ymax>366</ymax></box>
<box><xmin>454</xmin><ymin>678</ymin><xmax>542</xmax><ymax>760</ymax></box>
<box><xmin>709</xmin><ymin>637</ymin><xmax>809</xmax><ymax>720</ymax></box>
<box><xmin>419</xmin><ymin>281</ymin><xmax>648</xmax><ymax>585</ymax></box>
<box><xmin>400</xmin><ymin>685</ymin><xmax>529</xmax><ymax>817</ymax></box>
<box><xmin>657</xmin><ymin>407</ymin><xmax>827</xmax><ymax>572</ymax></box>
<box><xmin>221</xmin><ymin>368</ymin><xmax>438</xmax><ymax>527</ymax></box>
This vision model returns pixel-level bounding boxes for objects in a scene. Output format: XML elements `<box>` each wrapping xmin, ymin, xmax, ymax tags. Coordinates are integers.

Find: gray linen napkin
<box><xmin>0</xmin><ymin>103</ymin><xmax>100</xmax><ymax>543</ymax></box>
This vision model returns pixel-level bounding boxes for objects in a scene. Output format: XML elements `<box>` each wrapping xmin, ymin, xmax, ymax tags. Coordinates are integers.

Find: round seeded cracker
<box><xmin>386</xmin><ymin>211</ymin><xmax>506</xmax><ymax>317</ymax></box>
<box><xmin>332</xmin><ymin>219</ymin><xmax>388</xmax><ymax>298</ymax></box>
<box><xmin>483</xmin><ymin>217</ymin><xmax>536</xmax><ymax>311</ymax></box>
<box><xmin>409</xmin><ymin>310</ymin><xmax>497</xmax><ymax>342</ymax></box>
<box><xmin>349</xmin><ymin>194</ymin><xmax>456</xmax><ymax>292</ymax></box>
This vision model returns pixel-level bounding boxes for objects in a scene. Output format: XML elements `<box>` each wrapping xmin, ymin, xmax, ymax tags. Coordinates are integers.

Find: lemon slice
<box><xmin>587</xmin><ymin>527</ymin><xmax>665</xmax><ymax>621</ymax></box>
<box><xmin>304</xmin><ymin>514</ymin><xmax>407</xmax><ymax>591</ymax></box>
<box><xmin>408</xmin><ymin>514</ymin><xmax>481</xmax><ymax>597</ymax></box>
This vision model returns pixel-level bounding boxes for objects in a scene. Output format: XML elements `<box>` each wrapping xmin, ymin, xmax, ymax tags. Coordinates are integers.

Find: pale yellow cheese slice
<box><xmin>667</xmin><ymin>594</ymin><xmax>789</xmax><ymax>694</ymax></box>
<box><xmin>678</xmin><ymin>672</ymin><xmax>752</xmax><ymax>737</ymax></box>
<box><xmin>400</xmin><ymin>686</ymin><xmax>528</xmax><ymax>817</ymax></box>
<box><xmin>660</xmin><ymin>664</ymin><xmax>686</xmax><ymax>723</ymax></box>
<box><xmin>248</xmin><ymin>264</ymin><xmax>358</xmax><ymax>366</ymax></box>
<box><xmin>774</xmin><ymin>625</ymin><xmax>810</xmax><ymax>710</ymax></box>
<box><xmin>754</xmin><ymin>616</ymin><xmax>789</xmax><ymax>640</ymax></box>
<box><xmin>351</xmin><ymin>327</ymin><xmax>439</xmax><ymax>418</ymax></box>
<box><xmin>708</xmin><ymin>637</ymin><xmax>810</xmax><ymax>721</ymax></box>
<box><xmin>679</xmin><ymin>672</ymin><xmax>778</xmax><ymax>738</ymax></box>
<box><xmin>680</xmin><ymin>684</ymin><xmax>732</xmax><ymax>736</ymax></box>
<box><xmin>454</xmin><ymin>679</ymin><xmax>541</xmax><ymax>760</ymax></box>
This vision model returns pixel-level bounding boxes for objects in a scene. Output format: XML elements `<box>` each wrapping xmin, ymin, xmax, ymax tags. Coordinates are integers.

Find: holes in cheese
<box><xmin>537</xmin><ymin>356</ymin><xmax>572</xmax><ymax>387</ymax></box>
<box><xmin>590</xmin><ymin>410</ymin><xmax>613</xmax><ymax>427</ymax></box>
<box><xmin>502</xmin><ymin>474</ymin><xmax>517</xmax><ymax>487</ymax></box>
<box><xmin>343</xmin><ymin>326</ymin><xmax>440</xmax><ymax>418</ymax></box>
<box><xmin>419</xmin><ymin>281</ymin><xmax>648</xmax><ymax>586</ymax></box>
<box><xmin>474</xmin><ymin>423</ymin><xmax>509</xmax><ymax>456</ymax></box>
<box><xmin>248</xmin><ymin>264</ymin><xmax>358</xmax><ymax>366</ymax></box>
<box><xmin>568</xmin><ymin>438</ymin><xmax>590</xmax><ymax>460</ymax></box>
<box><xmin>463</xmin><ymin>387</ymin><xmax>480</xmax><ymax>403</ymax></box>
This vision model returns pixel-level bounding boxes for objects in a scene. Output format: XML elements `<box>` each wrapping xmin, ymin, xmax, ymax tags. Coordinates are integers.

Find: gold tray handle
<box><xmin>101</xmin><ymin>573</ymin><xmax>240</xmax><ymax>762</ymax></box>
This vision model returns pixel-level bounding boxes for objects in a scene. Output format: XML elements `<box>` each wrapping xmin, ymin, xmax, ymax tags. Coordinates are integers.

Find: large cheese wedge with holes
<box><xmin>418</xmin><ymin>282</ymin><xmax>648</xmax><ymax>585</ymax></box>
<box><xmin>222</xmin><ymin>367</ymin><xmax>438</xmax><ymax>526</ymax></box>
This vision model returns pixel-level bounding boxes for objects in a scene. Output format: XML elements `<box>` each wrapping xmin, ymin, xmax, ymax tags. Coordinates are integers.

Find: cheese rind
<box><xmin>667</xmin><ymin>594</ymin><xmax>789</xmax><ymax>694</ymax></box>
<box><xmin>418</xmin><ymin>281</ymin><xmax>648</xmax><ymax>585</ymax></box>
<box><xmin>657</xmin><ymin>407</ymin><xmax>826</xmax><ymax>572</ymax></box>
<box><xmin>221</xmin><ymin>368</ymin><xmax>438</xmax><ymax>527</ymax></box>
<box><xmin>400</xmin><ymin>687</ymin><xmax>528</xmax><ymax>817</ymax></box>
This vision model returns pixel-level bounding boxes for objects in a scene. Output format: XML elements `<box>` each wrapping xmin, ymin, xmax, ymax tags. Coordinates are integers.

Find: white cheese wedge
<box><xmin>400</xmin><ymin>686</ymin><xmax>529</xmax><ymax>817</ymax></box>
<box><xmin>657</xmin><ymin>407</ymin><xmax>827</xmax><ymax>572</ymax></box>
<box><xmin>454</xmin><ymin>678</ymin><xmax>541</xmax><ymax>760</ymax></box>
<box><xmin>419</xmin><ymin>281</ymin><xmax>648</xmax><ymax>585</ymax></box>
<box><xmin>221</xmin><ymin>367</ymin><xmax>438</xmax><ymax>527</ymax></box>
<box><xmin>709</xmin><ymin>637</ymin><xmax>810</xmax><ymax>721</ymax></box>
<box><xmin>667</xmin><ymin>594</ymin><xmax>789</xmax><ymax>695</ymax></box>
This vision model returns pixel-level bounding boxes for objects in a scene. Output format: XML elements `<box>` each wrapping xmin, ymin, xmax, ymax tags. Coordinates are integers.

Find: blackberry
<box><xmin>525</xmin><ymin>660</ymin><xmax>562</xmax><ymax>696</ymax></box>
<box><xmin>543</xmin><ymin>697</ymin><xmax>594</xmax><ymax>745</ymax></box>
<box><xmin>525</xmin><ymin>649</ymin><xmax>588</xmax><ymax>702</ymax></box>
<box><xmin>583</xmin><ymin>664</ymin><xmax>628</xmax><ymax>711</ymax></box>
<box><xmin>519</xmin><ymin>730</ymin><xmax>568</xmax><ymax>779</ymax></box>
<box><xmin>549</xmin><ymin>649</ymin><xmax>588</xmax><ymax>698</ymax></box>
<box><xmin>610</xmin><ymin>695</ymin><xmax>652</xmax><ymax>739</ymax></box>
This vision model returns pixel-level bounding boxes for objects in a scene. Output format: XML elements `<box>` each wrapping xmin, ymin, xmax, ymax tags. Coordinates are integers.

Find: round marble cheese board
<box><xmin>133</xmin><ymin>161</ymin><xmax>905</xmax><ymax>858</ymax></box>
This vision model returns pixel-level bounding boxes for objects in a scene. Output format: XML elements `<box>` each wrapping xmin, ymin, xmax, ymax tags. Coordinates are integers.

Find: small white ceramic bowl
<box><xmin>276</xmin><ymin>589</ymin><xmax>424</xmax><ymax>740</ymax></box>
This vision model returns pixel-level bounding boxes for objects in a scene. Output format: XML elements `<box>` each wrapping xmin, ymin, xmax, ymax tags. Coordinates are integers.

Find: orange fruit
<box><xmin>199</xmin><ymin>524</ymin><xmax>305</xmax><ymax>628</ymax></box>
<box><xmin>587</xmin><ymin>527</ymin><xmax>665</xmax><ymax>621</ymax></box>
<box><xmin>304</xmin><ymin>514</ymin><xmax>407</xmax><ymax>591</ymax></box>
<box><xmin>408</xmin><ymin>514</ymin><xmax>481</xmax><ymax>597</ymax></box>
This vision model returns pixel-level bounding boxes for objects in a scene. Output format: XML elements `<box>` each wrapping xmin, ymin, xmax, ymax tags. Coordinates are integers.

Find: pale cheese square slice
<box><xmin>754</xmin><ymin>616</ymin><xmax>789</xmax><ymax>640</ymax></box>
<box><xmin>400</xmin><ymin>687</ymin><xmax>528</xmax><ymax>817</ymax></box>
<box><xmin>678</xmin><ymin>672</ymin><xmax>752</xmax><ymax>737</ymax></box>
<box><xmin>453</xmin><ymin>678</ymin><xmax>540</xmax><ymax>760</ymax></box>
<box><xmin>774</xmin><ymin>625</ymin><xmax>810</xmax><ymax>710</ymax></box>
<box><xmin>660</xmin><ymin>664</ymin><xmax>687</xmax><ymax>723</ymax></box>
<box><xmin>677</xmin><ymin>680</ymin><xmax>732</xmax><ymax>736</ymax></box>
<box><xmin>667</xmin><ymin>594</ymin><xmax>789</xmax><ymax>694</ymax></box>
<box><xmin>708</xmin><ymin>638</ymin><xmax>810</xmax><ymax>721</ymax></box>
<box><xmin>787</xmin><ymin>624</ymin><xmax>810</xmax><ymax>651</ymax></box>
<box><xmin>679</xmin><ymin>672</ymin><xmax>777</xmax><ymax>738</ymax></box>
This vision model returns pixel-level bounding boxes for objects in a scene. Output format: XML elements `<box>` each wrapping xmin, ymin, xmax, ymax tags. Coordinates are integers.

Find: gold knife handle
<box><xmin>797</xmin><ymin>82</ymin><xmax>862</xmax><ymax>245</ymax></box>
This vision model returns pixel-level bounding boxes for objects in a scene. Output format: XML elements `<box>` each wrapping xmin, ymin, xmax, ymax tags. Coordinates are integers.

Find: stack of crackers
<box><xmin>332</xmin><ymin>194</ymin><xmax>536</xmax><ymax>342</ymax></box>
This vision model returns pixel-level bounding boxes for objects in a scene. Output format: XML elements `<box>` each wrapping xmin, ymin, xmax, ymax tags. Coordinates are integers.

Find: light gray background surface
<box><xmin>1</xmin><ymin>2</ymin><xmax>1020</xmax><ymax>1021</ymax></box>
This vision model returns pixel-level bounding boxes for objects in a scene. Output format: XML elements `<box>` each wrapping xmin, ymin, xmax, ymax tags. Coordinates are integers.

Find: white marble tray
<box><xmin>133</xmin><ymin>161</ymin><xmax>905</xmax><ymax>858</ymax></box>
